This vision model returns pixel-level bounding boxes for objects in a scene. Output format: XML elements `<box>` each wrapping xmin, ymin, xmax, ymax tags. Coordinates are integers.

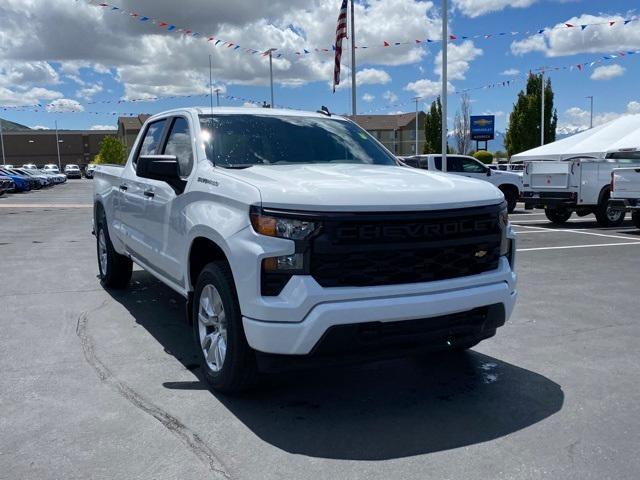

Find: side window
<box><xmin>163</xmin><ymin>117</ymin><xmax>194</xmax><ymax>178</ymax></box>
<box><xmin>447</xmin><ymin>157</ymin><xmax>464</xmax><ymax>172</ymax></box>
<box><xmin>135</xmin><ymin>119</ymin><xmax>167</xmax><ymax>166</ymax></box>
<box><xmin>434</xmin><ymin>157</ymin><xmax>442</xmax><ymax>170</ymax></box>
<box><xmin>461</xmin><ymin>158</ymin><xmax>487</xmax><ymax>173</ymax></box>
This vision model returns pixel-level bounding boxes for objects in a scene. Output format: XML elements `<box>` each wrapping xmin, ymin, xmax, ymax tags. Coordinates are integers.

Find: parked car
<box><xmin>94</xmin><ymin>107</ymin><xmax>517</xmax><ymax>392</ymax></box>
<box><xmin>0</xmin><ymin>174</ymin><xmax>15</xmax><ymax>195</ymax></box>
<box><xmin>85</xmin><ymin>164</ymin><xmax>97</xmax><ymax>179</ymax></box>
<box><xmin>22</xmin><ymin>163</ymin><xmax>38</xmax><ymax>169</ymax></box>
<box><xmin>14</xmin><ymin>168</ymin><xmax>52</xmax><ymax>187</ymax></box>
<box><xmin>64</xmin><ymin>164</ymin><xmax>82</xmax><ymax>179</ymax></box>
<box><xmin>37</xmin><ymin>169</ymin><xmax>65</xmax><ymax>184</ymax></box>
<box><xmin>399</xmin><ymin>154</ymin><xmax>523</xmax><ymax>213</ymax></box>
<box><xmin>522</xmin><ymin>152</ymin><xmax>640</xmax><ymax>226</ymax></box>
<box><xmin>4</xmin><ymin>164</ymin><xmax>15</xmax><ymax>169</ymax></box>
<box><xmin>0</xmin><ymin>168</ymin><xmax>31</xmax><ymax>192</ymax></box>
<box><xmin>43</xmin><ymin>164</ymin><xmax>60</xmax><ymax>174</ymax></box>
<box><xmin>609</xmin><ymin>166</ymin><xmax>640</xmax><ymax>229</ymax></box>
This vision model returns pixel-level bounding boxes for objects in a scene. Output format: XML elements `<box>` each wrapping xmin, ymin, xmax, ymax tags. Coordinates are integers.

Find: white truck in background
<box><xmin>609</xmin><ymin>166</ymin><xmax>640</xmax><ymax>229</ymax></box>
<box><xmin>93</xmin><ymin>107</ymin><xmax>517</xmax><ymax>392</ymax></box>
<box><xmin>399</xmin><ymin>154</ymin><xmax>523</xmax><ymax>213</ymax></box>
<box><xmin>522</xmin><ymin>150</ymin><xmax>640</xmax><ymax>225</ymax></box>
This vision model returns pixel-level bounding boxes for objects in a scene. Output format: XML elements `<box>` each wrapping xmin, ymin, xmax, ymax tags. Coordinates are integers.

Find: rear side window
<box><xmin>434</xmin><ymin>156</ymin><xmax>463</xmax><ymax>172</ymax></box>
<box><xmin>135</xmin><ymin>119</ymin><xmax>167</xmax><ymax>165</ymax></box>
<box><xmin>163</xmin><ymin>117</ymin><xmax>193</xmax><ymax>178</ymax></box>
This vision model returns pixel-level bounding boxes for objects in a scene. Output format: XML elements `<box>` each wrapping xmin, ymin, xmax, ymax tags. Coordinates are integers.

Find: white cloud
<box><xmin>590</xmin><ymin>64</ymin><xmax>625</xmax><ymax>81</ymax></box>
<box><xmin>382</xmin><ymin>90</ymin><xmax>399</xmax><ymax>103</ymax></box>
<box><xmin>32</xmin><ymin>125</ymin><xmax>49</xmax><ymax>130</ymax></box>
<box><xmin>501</xmin><ymin>68</ymin><xmax>520</xmax><ymax>76</ymax></box>
<box><xmin>435</xmin><ymin>40</ymin><xmax>482</xmax><ymax>80</ymax></box>
<box><xmin>362</xmin><ymin>93</ymin><xmax>375</xmax><ymax>102</ymax></box>
<box><xmin>0</xmin><ymin>0</ymin><xmax>441</xmax><ymax>98</ymax></box>
<box><xmin>334</xmin><ymin>68</ymin><xmax>391</xmax><ymax>90</ymax></box>
<box><xmin>76</xmin><ymin>83</ymin><xmax>104</xmax><ymax>101</ymax></box>
<box><xmin>45</xmin><ymin>99</ymin><xmax>84</xmax><ymax>112</ymax></box>
<box><xmin>0</xmin><ymin>87</ymin><xmax>63</xmax><ymax>107</ymax></box>
<box><xmin>404</xmin><ymin>79</ymin><xmax>455</xmax><ymax>99</ymax></box>
<box><xmin>558</xmin><ymin>100</ymin><xmax>640</xmax><ymax>132</ymax></box>
<box><xmin>453</xmin><ymin>0</ymin><xmax>538</xmax><ymax>18</ymax></box>
<box><xmin>483</xmin><ymin>110</ymin><xmax>505</xmax><ymax>117</ymax></box>
<box><xmin>511</xmin><ymin>14</ymin><xmax>640</xmax><ymax>57</ymax></box>
<box><xmin>90</xmin><ymin>124</ymin><xmax>117</xmax><ymax>130</ymax></box>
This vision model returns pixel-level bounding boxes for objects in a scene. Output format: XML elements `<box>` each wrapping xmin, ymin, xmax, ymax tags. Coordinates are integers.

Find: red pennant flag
<box><xmin>449</xmin><ymin>35</ymin><xmax>457</xmax><ymax>40</ymax></box>
<box><xmin>609</xmin><ymin>21</ymin><xmax>616</xmax><ymax>26</ymax></box>
<box><xmin>415</xmin><ymin>39</ymin><xmax>421</xmax><ymax>43</ymax></box>
<box><xmin>158</xmin><ymin>22</ymin><xmax>168</xmax><ymax>27</ymax></box>
<box><xmin>565</xmin><ymin>23</ymin><xmax>574</xmax><ymax>28</ymax></box>
<box><xmin>577</xmin><ymin>64</ymin><xmax>582</xmax><ymax>71</ymax></box>
<box><xmin>208</xmin><ymin>36</ymin><xmax>215</xmax><ymax>41</ymax></box>
<box><xmin>383</xmin><ymin>41</ymin><xmax>390</xmax><ymax>47</ymax></box>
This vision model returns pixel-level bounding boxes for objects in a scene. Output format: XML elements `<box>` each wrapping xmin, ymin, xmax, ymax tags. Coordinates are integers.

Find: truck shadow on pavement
<box><xmin>107</xmin><ymin>271</ymin><xmax>564</xmax><ymax>461</ymax></box>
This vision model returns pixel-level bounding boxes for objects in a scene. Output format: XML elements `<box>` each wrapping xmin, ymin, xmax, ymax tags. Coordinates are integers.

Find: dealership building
<box><xmin>0</xmin><ymin>128</ymin><xmax>116</xmax><ymax>169</ymax></box>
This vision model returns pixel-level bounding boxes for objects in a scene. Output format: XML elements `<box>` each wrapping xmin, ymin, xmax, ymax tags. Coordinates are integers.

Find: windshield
<box><xmin>198</xmin><ymin>114</ymin><xmax>396</xmax><ymax>168</ymax></box>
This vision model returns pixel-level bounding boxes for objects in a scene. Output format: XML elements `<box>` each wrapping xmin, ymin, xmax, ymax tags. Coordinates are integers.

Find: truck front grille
<box><xmin>309</xmin><ymin>204</ymin><xmax>503</xmax><ymax>288</ymax></box>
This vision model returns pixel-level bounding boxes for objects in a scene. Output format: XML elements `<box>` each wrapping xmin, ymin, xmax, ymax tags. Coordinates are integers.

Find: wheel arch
<box><xmin>498</xmin><ymin>183</ymin><xmax>520</xmax><ymax>197</ymax></box>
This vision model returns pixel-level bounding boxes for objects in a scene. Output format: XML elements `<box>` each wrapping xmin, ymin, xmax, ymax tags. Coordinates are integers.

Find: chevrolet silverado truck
<box><xmin>93</xmin><ymin>107</ymin><xmax>517</xmax><ymax>392</ymax></box>
<box><xmin>399</xmin><ymin>154</ymin><xmax>523</xmax><ymax>213</ymax></box>
<box><xmin>609</xmin><ymin>166</ymin><xmax>640</xmax><ymax>229</ymax></box>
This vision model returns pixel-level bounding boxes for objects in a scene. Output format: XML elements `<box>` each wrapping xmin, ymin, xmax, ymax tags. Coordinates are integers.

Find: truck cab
<box><xmin>400</xmin><ymin>154</ymin><xmax>523</xmax><ymax>213</ymax></box>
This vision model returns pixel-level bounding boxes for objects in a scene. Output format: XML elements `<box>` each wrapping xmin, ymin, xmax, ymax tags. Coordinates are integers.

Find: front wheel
<box><xmin>595</xmin><ymin>191</ymin><xmax>625</xmax><ymax>227</ymax></box>
<box><xmin>193</xmin><ymin>262</ymin><xmax>257</xmax><ymax>393</ymax></box>
<box><xmin>96</xmin><ymin>218</ymin><xmax>132</xmax><ymax>289</ymax></box>
<box><xmin>545</xmin><ymin>207</ymin><xmax>572</xmax><ymax>225</ymax></box>
<box><xmin>500</xmin><ymin>188</ymin><xmax>518</xmax><ymax>214</ymax></box>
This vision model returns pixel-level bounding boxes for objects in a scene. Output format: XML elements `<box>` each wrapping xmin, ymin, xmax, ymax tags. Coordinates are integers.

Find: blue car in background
<box><xmin>0</xmin><ymin>168</ymin><xmax>31</xmax><ymax>192</ymax></box>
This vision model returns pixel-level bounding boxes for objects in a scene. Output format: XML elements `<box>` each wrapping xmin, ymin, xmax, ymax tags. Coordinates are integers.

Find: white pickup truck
<box><xmin>93</xmin><ymin>107</ymin><xmax>517</xmax><ymax>392</ymax></box>
<box><xmin>400</xmin><ymin>154</ymin><xmax>523</xmax><ymax>213</ymax></box>
<box><xmin>609</xmin><ymin>166</ymin><xmax>640</xmax><ymax>229</ymax></box>
<box><xmin>522</xmin><ymin>151</ymin><xmax>640</xmax><ymax>225</ymax></box>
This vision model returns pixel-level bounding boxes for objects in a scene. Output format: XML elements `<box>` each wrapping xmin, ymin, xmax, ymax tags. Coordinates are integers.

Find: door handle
<box><xmin>143</xmin><ymin>189</ymin><xmax>155</xmax><ymax>198</ymax></box>
<box><xmin>119</xmin><ymin>184</ymin><xmax>128</xmax><ymax>191</ymax></box>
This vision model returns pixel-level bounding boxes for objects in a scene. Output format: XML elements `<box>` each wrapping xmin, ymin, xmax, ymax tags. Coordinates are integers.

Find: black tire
<box><xmin>192</xmin><ymin>262</ymin><xmax>257</xmax><ymax>393</ymax></box>
<box><xmin>632</xmin><ymin>211</ymin><xmax>640</xmax><ymax>229</ymax></box>
<box><xmin>595</xmin><ymin>190</ymin><xmax>625</xmax><ymax>227</ymax></box>
<box><xmin>504</xmin><ymin>189</ymin><xmax>518</xmax><ymax>214</ymax></box>
<box><xmin>96</xmin><ymin>216</ymin><xmax>132</xmax><ymax>289</ymax></box>
<box><xmin>545</xmin><ymin>207</ymin><xmax>572</xmax><ymax>225</ymax></box>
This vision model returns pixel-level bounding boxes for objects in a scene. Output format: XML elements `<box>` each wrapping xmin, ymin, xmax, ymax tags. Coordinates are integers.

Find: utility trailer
<box><xmin>522</xmin><ymin>150</ymin><xmax>640</xmax><ymax>226</ymax></box>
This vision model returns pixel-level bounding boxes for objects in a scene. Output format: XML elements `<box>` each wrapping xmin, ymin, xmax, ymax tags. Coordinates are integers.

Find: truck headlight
<box><xmin>250</xmin><ymin>210</ymin><xmax>319</xmax><ymax>240</ymax></box>
<box><xmin>499</xmin><ymin>204</ymin><xmax>511</xmax><ymax>257</ymax></box>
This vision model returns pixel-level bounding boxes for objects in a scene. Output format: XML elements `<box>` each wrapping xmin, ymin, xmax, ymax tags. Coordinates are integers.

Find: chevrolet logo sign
<box><xmin>475</xmin><ymin>250</ymin><xmax>488</xmax><ymax>258</ymax></box>
<box><xmin>473</xmin><ymin>119</ymin><xmax>492</xmax><ymax>127</ymax></box>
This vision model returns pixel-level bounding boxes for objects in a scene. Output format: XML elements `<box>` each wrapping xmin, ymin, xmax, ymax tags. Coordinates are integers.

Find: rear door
<box><xmin>142</xmin><ymin>116</ymin><xmax>196</xmax><ymax>283</ymax></box>
<box><xmin>118</xmin><ymin>118</ymin><xmax>169</xmax><ymax>261</ymax></box>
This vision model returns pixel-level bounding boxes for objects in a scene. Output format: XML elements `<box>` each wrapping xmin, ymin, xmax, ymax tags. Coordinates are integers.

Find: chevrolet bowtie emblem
<box><xmin>475</xmin><ymin>250</ymin><xmax>488</xmax><ymax>258</ymax></box>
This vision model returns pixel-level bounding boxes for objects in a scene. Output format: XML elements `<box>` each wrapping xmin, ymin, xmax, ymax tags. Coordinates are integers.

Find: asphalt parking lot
<box><xmin>2</xmin><ymin>180</ymin><xmax>640</xmax><ymax>480</ymax></box>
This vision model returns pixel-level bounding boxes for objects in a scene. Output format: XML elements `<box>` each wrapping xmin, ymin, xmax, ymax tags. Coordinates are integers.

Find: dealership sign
<box><xmin>470</xmin><ymin>115</ymin><xmax>495</xmax><ymax>141</ymax></box>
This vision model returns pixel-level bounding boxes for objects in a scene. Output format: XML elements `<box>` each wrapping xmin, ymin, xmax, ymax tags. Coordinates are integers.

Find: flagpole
<box><xmin>441</xmin><ymin>0</ymin><xmax>448</xmax><ymax>171</ymax></box>
<box><xmin>350</xmin><ymin>0</ymin><xmax>356</xmax><ymax>116</ymax></box>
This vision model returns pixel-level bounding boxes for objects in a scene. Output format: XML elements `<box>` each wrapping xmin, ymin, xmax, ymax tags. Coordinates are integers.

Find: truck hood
<box><xmin>223</xmin><ymin>164</ymin><xmax>504</xmax><ymax>212</ymax></box>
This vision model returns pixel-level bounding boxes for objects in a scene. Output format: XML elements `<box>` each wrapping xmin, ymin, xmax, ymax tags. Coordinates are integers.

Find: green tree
<box><xmin>473</xmin><ymin>150</ymin><xmax>494</xmax><ymax>164</ymax></box>
<box><xmin>424</xmin><ymin>96</ymin><xmax>443</xmax><ymax>154</ymax></box>
<box><xmin>504</xmin><ymin>74</ymin><xmax>558</xmax><ymax>157</ymax></box>
<box><xmin>95</xmin><ymin>136</ymin><xmax>126</xmax><ymax>165</ymax></box>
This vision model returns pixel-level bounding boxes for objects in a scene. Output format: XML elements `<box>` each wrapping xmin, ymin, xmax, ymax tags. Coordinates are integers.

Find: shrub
<box><xmin>473</xmin><ymin>150</ymin><xmax>494</xmax><ymax>165</ymax></box>
<box><xmin>95</xmin><ymin>136</ymin><xmax>126</xmax><ymax>165</ymax></box>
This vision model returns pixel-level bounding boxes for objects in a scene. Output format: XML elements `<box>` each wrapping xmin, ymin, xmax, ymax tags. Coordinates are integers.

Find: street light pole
<box><xmin>540</xmin><ymin>70</ymin><xmax>545</xmax><ymax>146</ymax></box>
<box><xmin>441</xmin><ymin>0</ymin><xmax>448</xmax><ymax>172</ymax></box>
<box><xmin>55</xmin><ymin>120</ymin><xmax>62</xmax><ymax>170</ymax></box>
<box><xmin>0</xmin><ymin>119</ymin><xmax>6</xmax><ymax>166</ymax></box>
<box><xmin>413</xmin><ymin>97</ymin><xmax>420</xmax><ymax>155</ymax></box>
<box><xmin>586</xmin><ymin>96</ymin><xmax>594</xmax><ymax>129</ymax></box>
<box><xmin>265</xmin><ymin>48</ymin><xmax>277</xmax><ymax>108</ymax></box>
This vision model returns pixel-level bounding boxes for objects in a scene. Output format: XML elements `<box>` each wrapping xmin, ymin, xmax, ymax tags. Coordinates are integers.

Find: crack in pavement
<box><xmin>76</xmin><ymin>304</ymin><xmax>231</xmax><ymax>479</ymax></box>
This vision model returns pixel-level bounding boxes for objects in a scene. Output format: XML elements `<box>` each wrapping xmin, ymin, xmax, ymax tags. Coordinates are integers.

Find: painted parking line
<box><xmin>515</xmin><ymin>224</ymin><xmax>639</xmax><ymax>241</ymax></box>
<box><xmin>518</xmin><ymin>241</ymin><xmax>640</xmax><ymax>252</ymax></box>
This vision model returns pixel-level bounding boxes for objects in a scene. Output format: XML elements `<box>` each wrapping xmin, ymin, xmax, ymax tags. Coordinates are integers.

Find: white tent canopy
<box><xmin>511</xmin><ymin>114</ymin><xmax>640</xmax><ymax>162</ymax></box>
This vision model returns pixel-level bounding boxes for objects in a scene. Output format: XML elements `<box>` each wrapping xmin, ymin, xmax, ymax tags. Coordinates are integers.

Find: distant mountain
<box><xmin>0</xmin><ymin>118</ymin><xmax>31</xmax><ymax>132</ymax></box>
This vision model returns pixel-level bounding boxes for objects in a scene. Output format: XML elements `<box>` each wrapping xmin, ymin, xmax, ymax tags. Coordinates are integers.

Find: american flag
<box><xmin>332</xmin><ymin>0</ymin><xmax>349</xmax><ymax>92</ymax></box>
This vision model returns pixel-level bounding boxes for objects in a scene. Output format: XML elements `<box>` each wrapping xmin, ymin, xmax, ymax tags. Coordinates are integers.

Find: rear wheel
<box><xmin>500</xmin><ymin>187</ymin><xmax>518</xmax><ymax>214</ymax></box>
<box><xmin>545</xmin><ymin>207</ymin><xmax>572</xmax><ymax>225</ymax></box>
<box><xmin>96</xmin><ymin>216</ymin><xmax>132</xmax><ymax>289</ymax></box>
<box><xmin>632</xmin><ymin>211</ymin><xmax>640</xmax><ymax>229</ymax></box>
<box><xmin>193</xmin><ymin>262</ymin><xmax>257</xmax><ymax>393</ymax></box>
<box><xmin>595</xmin><ymin>190</ymin><xmax>625</xmax><ymax>227</ymax></box>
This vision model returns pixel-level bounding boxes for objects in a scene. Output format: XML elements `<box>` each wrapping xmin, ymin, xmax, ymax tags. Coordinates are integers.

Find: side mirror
<box><xmin>486</xmin><ymin>168</ymin><xmax>492</xmax><ymax>177</ymax></box>
<box><xmin>136</xmin><ymin>155</ymin><xmax>186</xmax><ymax>193</ymax></box>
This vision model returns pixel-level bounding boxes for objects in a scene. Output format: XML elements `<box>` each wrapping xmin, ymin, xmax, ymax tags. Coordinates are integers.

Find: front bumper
<box><xmin>522</xmin><ymin>191</ymin><xmax>577</xmax><ymax>210</ymax></box>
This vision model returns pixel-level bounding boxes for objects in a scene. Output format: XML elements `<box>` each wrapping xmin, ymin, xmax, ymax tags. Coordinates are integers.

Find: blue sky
<box><xmin>1</xmin><ymin>0</ymin><xmax>639</xmax><ymax>135</ymax></box>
